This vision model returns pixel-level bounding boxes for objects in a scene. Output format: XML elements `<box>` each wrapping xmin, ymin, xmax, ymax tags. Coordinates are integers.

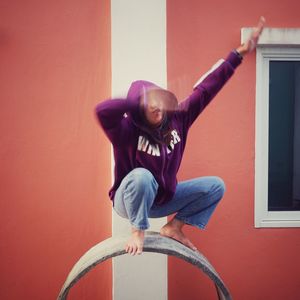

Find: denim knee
<box><xmin>127</xmin><ymin>168</ymin><xmax>158</xmax><ymax>193</ymax></box>
<box><xmin>211</xmin><ymin>176</ymin><xmax>226</xmax><ymax>199</ymax></box>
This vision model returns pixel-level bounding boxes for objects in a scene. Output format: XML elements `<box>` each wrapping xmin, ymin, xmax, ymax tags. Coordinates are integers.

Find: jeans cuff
<box><xmin>174</xmin><ymin>216</ymin><xmax>206</xmax><ymax>230</ymax></box>
<box><xmin>131</xmin><ymin>222</ymin><xmax>149</xmax><ymax>231</ymax></box>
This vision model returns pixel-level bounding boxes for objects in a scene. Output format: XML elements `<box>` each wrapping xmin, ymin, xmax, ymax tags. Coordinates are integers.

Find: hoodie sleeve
<box><xmin>94</xmin><ymin>80</ymin><xmax>158</xmax><ymax>146</ymax></box>
<box><xmin>178</xmin><ymin>50</ymin><xmax>243</xmax><ymax>129</ymax></box>
<box><xmin>94</xmin><ymin>98</ymin><xmax>137</xmax><ymax>146</ymax></box>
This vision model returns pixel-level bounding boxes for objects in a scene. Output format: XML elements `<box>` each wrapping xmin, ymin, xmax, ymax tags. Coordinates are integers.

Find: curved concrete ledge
<box><xmin>57</xmin><ymin>231</ymin><xmax>232</xmax><ymax>300</ymax></box>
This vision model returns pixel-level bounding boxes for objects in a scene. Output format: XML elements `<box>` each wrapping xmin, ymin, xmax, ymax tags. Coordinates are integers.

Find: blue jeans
<box><xmin>113</xmin><ymin>168</ymin><xmax>225</xmax><ymax>230</ymax></box>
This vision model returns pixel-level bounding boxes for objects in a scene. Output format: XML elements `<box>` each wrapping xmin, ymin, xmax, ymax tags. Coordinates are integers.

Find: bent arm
<box><xmin>94</xmin><ymin>98</ymin><xmax>136</xmax><ymax>145</ymax></box>
<box><xmin>95</xmin><ymin>98</ymin><xmax>134</xmax><ymax>130</ymax></box>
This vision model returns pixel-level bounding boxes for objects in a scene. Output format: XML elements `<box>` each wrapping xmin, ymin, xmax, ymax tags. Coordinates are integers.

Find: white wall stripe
<box><xmin>111</xmin><ymin>1</ymin><xmax>167</xmax><ymax>299</ymax></box>
<box><xmin>193</xmin><ymin>59</ymin><xmax>225</xmax><ymax>88</ymax></box>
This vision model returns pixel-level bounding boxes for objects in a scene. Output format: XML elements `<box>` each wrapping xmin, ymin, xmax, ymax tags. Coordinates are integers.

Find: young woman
<box><xmin>95</xmin><ymin>17</ymin><xmax>266</xmax><ymax>256</ymax></box>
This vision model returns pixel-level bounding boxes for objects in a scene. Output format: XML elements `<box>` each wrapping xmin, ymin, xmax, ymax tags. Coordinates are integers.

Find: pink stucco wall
<box><xmin>0</xmin><ymin>1</ymin><xmax>112</xmax><ymax>299</ymax></box>
<box><xmin>1</xmin><ymin>1</ymin><xmax>300</xmax><ymax>299</ymax></box>
<box><xmin>167</xmin><ymin>1</ymin><xmax>300</xmax><ymax>299</ymax></box>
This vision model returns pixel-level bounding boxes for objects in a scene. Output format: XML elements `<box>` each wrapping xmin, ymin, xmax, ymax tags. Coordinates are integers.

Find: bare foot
<box><xmin>160</xmin><ymin>218</ymin><xmax>197</xmax><ymax>251</ymax></box>
<box><xmin>125</xmin><ymin>227</ymin><xmax>145</xmax><ymax>255</ymax></box>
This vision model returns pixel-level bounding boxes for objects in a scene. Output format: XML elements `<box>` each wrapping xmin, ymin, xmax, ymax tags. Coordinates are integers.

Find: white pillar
<box><xmin>111</xmin><ymin>1</ymin><xmax>167</xmax><ymax>299</ymax></box>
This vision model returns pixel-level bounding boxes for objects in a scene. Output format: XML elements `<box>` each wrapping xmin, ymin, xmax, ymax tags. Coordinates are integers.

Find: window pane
<box><xmin>268</xmin><ymin>60</ymin><xmax>300</xmax><ymax>211</ymax></box>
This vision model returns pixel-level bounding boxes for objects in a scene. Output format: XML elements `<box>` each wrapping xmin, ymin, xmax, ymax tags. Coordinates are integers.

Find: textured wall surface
<box><xmin>1</xmin><ymin>1</ymin><xmax>300</xmax><ymax>300</ymax></box>
<box><xmin>0</xmin><ymin>1</ymin><xmax>112</xmax><ymax>299</ymax></box>
<box><xmin>167</xmin><ymin>1</ymin><xmax>300</xmax><ymax>299</ymax></box>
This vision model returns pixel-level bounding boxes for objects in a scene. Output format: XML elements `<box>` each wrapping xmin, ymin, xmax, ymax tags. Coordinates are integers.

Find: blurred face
<box><xmin>143</xmin><ymin>93</ymin><xmax>165</xmax><ymax>127</ymax></box>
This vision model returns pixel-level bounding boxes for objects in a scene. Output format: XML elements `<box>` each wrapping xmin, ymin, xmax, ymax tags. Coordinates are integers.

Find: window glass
<box><xmin>268</xmin><ymin>61</ymin><xmax>300</xmax><ymax>211</ymax></box>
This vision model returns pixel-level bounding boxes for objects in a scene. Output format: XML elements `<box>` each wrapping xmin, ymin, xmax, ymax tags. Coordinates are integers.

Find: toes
<box><xmin>127</xmin><ymin>244</ymin><xmax>133</xmax><ymax>255</ymax></box>
<box><xmin>137</xmin><ymin>244</ymin><xmax>143</xmax><ymax>255</ymax></box>
<box><xmin>125</xmin><ymin>242</ymin><xmax>144</xmax><ymax>255</ymax></box>
<box><xmin>125</xmin><ymin>229</ymin><xmax>145</xmax><ymax>256</ymax></box>
<box><xmin>180</xmin><ymin>238</ymin><xmax>196</xmax><ymax>251</ymax></box>
<box><xmin>131</xmin><ymin>245</ymin><xmax>137</xmax><ymax>256</ymax></box>
<box><xmin>186</xmin><ymin>240</ymin><xmax>197</xmax><ymax>251</ymax></box>
<box><xmin>126</xmin><ymin>244</ymin><xmax>134</xmax><ymax>255</ymax></box>
<box><xmin>190</xmin><ymin>244</ymin><xmax>198</xmax><ymax>251</ymax></box>
<box><xmin>125</xmin><ymin>244</ymin><xmax>143</xmax><ymax>255</ymax></box>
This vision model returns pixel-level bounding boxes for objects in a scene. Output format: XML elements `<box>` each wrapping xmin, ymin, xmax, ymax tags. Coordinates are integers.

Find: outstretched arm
<box><xmin>178</xmin><ymin>16</ymin><xmax>266</xmax><ymax>128</ymax></box>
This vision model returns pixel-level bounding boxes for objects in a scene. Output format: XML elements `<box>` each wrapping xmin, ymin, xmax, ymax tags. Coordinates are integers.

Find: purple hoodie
<box><xmin>95</xmin><ymin>50</ymin><xmax>243</xmax><ymax>205</ymax></box>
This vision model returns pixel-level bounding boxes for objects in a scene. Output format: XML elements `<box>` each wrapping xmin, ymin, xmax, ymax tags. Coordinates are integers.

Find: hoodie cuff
<box><xmin>226</xmin><ymin>49</ymin><xmax>243</xmax><ymax>69</ymax></box>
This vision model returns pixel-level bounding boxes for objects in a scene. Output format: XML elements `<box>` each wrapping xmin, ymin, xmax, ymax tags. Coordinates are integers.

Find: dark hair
<box><xmin>130</xmin><ymin>87</ymin><xmax>178</xmax><ymax>145</ymax></box>
<box><xmin>139</xmin><ymin>107</ymin><xmax>173</xmax><ymax>145</ymax></box>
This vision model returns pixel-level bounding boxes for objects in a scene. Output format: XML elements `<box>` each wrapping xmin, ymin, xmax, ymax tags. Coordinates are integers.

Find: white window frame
<box><xmin>241</xmin><ymin>28</ymin><xmax>300</xmax><ymax>227</ymax></box>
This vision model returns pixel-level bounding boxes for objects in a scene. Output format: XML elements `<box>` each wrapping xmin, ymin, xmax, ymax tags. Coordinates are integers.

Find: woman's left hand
<box><xmin>236</xmin><ymin>16</ymin><xmax>266</xmax><ymax>56</ymax></box>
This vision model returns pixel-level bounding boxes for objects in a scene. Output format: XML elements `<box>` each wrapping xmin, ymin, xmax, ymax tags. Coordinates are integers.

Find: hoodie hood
<box><xmin>126</xmin><ymin>80</ymin><xmax>178</xmax><ymax>143</ymax></box>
